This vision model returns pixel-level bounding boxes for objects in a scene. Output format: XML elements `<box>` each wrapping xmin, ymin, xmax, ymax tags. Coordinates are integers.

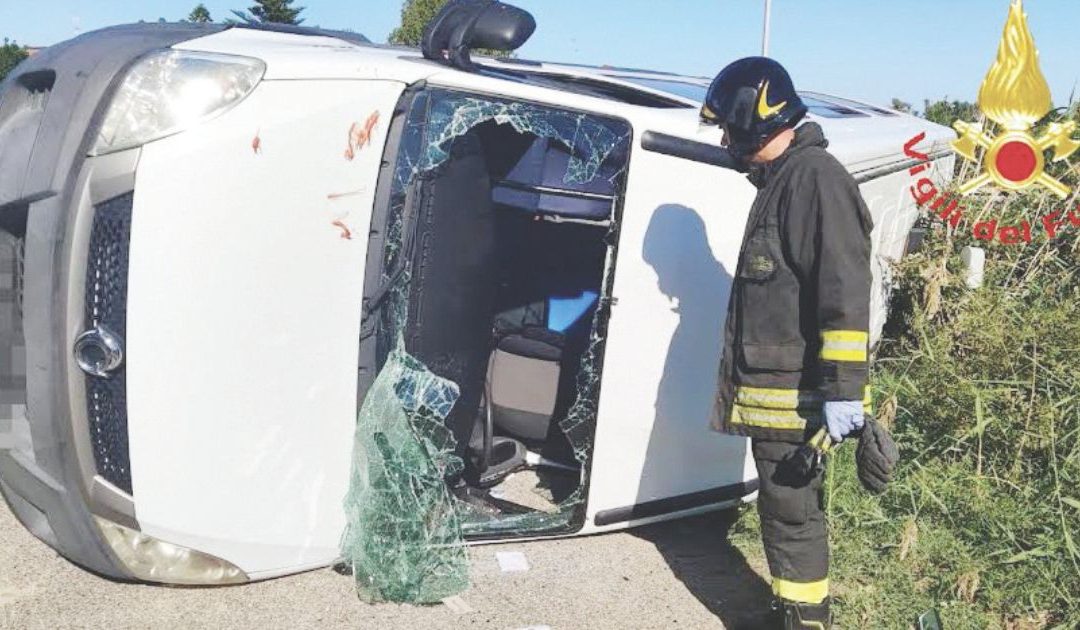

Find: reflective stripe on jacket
<box><xmin>712</xmin><ymin>122</ymin><xmax>873</xmax><ymax>442</ymax></box>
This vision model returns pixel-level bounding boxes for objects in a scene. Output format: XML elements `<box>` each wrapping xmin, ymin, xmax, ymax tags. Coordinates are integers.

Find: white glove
<box><xmin>824</xmin><ymin>400</ymin><xmax>865</xmax><ymax>444</ymax></box>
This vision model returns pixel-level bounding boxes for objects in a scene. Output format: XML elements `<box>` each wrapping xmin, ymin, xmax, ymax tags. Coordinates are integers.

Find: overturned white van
<box><xmin>0</xmin><ymin>6</ymin><xmax>954</xmax><ymax>587</ymax></box>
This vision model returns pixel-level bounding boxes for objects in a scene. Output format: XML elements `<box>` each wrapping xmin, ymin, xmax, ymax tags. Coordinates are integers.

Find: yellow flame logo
<box><xmin>952</xmin><ymin>0</ymin><xmax>1078</xmax><ymax>198</ymax></box>
<box><xmin>978</xmin><ymin>0</ymin><xmax>1051</xmax><ymax>131</ymax></box>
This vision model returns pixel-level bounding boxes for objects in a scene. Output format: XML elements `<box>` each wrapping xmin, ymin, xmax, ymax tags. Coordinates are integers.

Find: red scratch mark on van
<box><xmin>344</xmin><ymin>111</ymin><xmax>380</xmax><ymax>160</ymax></box>
<box><xmin>252</xmin><ymin>129</ymin><xmax>262</xmax><ymax>155</ymax></box>
<box><xmin>331</xmin><ymin>220</ymin><xmax>353</xmax><ymax>240</ymax></box>
<box><xmin>327</xmin><ymin>189</ymin><xmax>365</xmax><ymax>200</ymax></box>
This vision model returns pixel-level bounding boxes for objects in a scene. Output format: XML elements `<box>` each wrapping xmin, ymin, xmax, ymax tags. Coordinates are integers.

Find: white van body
<box><xmin>0</xmin><ymin>23</ymin><xmax>955</xmax><ymax>584</ymax></box>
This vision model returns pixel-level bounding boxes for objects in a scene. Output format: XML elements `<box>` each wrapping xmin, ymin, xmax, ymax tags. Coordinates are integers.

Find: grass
<box><xmin>728</xmin><ymin>171</ymin><xmax>1080</xmax><ymax>628</ymax></box>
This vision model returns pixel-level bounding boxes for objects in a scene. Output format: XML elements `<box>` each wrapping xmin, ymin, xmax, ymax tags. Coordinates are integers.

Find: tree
<box><xmin>388</xmin><ymin>0</ymin><xmax>509</xmax><ymax>57</ymax></box>
<box><xmin>389</xmin><ymin>0</ymin><xmax>447</xmax><ymax>46</ymax></box>
<box><xmin>0</xmin><ymin>39</ymin><xmax>29</xmax><ymax>83</ymax></box>
<box><xmin>188</xmin><ymin>4</ymin><xmax>213</xmax><ymax>23</ymax></box>
<box><xmin>890</xmin><ymin>98</ymin><xmax>912</xmax><ymax>114</ymax></box>
<box><xmin>234</xmin><ymin>0</ymin><xmax>305</xmax><ymax>25</ymax></box>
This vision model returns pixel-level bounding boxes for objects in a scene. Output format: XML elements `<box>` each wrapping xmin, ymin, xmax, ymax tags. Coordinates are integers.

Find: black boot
<box><xmin>774</xmin><ymin>597</ymin><xmax>831</xmax><ymax>629</ymax></box>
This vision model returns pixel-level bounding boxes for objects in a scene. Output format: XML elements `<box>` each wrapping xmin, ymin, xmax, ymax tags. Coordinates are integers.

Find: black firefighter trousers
<box><xmin>752</xmin><ymin>439</ymin><xmax>830</xmax><ymax>605</ymax></box>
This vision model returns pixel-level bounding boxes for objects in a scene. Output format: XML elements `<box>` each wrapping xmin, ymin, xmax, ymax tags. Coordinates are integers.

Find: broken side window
<box><xmin>343</xmin><ymin>87</ymin><xmax>631</xmax><ymax>603</ymax></box>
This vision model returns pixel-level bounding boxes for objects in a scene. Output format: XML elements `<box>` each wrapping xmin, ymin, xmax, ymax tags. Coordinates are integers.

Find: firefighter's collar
<box><xmin>746</xmin><ymin>123</ymin><xmax>829</xmax><ymax>188</ymax></box>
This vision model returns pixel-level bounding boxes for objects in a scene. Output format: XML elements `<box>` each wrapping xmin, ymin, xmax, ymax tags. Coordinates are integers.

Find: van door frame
<box><xmin>356</xmin><ymin>81</ymin><xmax>636</xmax><ymax>540</ymax></box>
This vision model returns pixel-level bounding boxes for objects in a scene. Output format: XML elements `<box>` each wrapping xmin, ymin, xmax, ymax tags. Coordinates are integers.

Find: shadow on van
<box><xmin>637</xmin><ymin>203</ymin><xmax>748</xmax><ymax>498</ymax></box>
<box><xmin>639</xmin><ymin>203</ymin><xmax>737</xmax><ymax>473</ymax></box>
<box><xmin>636</xmin><ymin>204</ymin><xmax>770</xmax><ymax>626</ymax></box>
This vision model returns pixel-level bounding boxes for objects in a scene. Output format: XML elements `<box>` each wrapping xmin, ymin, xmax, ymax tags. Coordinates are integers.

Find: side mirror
<box><xmin>421</xmin><ymin>0</ymin><xmax>536</xmax><ymax>71</ymax></box>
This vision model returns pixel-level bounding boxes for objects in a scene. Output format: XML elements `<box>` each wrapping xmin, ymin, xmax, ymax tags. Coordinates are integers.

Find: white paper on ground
<box><xmin>495</xmin><ymin>551</ymin><xmax>530</xmax><ymax>573</ymax></box>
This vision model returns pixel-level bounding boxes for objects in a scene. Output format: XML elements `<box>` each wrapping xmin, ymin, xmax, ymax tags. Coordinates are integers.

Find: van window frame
<box><xmin>357</xmin><ymin>82</ymin><xmax>635</xmax><ymax>539</ymax></box>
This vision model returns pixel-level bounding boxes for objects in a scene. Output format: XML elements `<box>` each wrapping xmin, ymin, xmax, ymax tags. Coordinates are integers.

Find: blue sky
<box><xmin>2</xmin><ymin>1</ymin><xmax>1078</xmax><ymax>109</ymax></box>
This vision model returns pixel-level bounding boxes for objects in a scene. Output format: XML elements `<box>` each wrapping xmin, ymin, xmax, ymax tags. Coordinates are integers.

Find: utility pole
<box><xmin>762</xmin><ymin>0</ymin><xmax>773</xmax><ymax>57</ymax></box>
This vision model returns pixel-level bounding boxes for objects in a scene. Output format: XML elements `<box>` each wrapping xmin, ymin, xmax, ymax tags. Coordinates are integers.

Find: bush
<box><xmin>839</xmin><ymin>183</ymin><xmax>1080</xmax><ymax>628</ymax></box>
<box><xmin>0</xmin><ymin>39</ymin><xmax>29</xmax><ymax>83</ymax></box>
<box><xmin>922</xmin><ymin>99</ymin><xmax>979</xmax><ymax>128</ymax></box>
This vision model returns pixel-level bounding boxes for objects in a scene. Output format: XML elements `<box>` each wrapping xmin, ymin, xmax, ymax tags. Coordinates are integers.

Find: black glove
<box><xmin>855</xmin><ymin>417</ymin><xmax>899</xmax><ymax>494</ymax></box>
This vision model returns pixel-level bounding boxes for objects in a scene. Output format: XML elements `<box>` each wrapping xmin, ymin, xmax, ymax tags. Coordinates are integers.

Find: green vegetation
<box><xmin>389</xmin><ymin>0</ymin><xmax>448</xmax><ymax>46</ymax></box>
<box><xmin>731</xmin><ymin>165</ymin><xmax>1080</xmax><ymax>627</ymax></box>
<box><xmin>188</xmin><ymin>4</ymin><xmax>213</xmax><ymax>23</ymax></box>
<box><xmin>0</xmin><ymin>39</ymin><xmax>29</xmax><ymax>83</ymax></box>
<box><xmin>387</xmin><ymin>0</ymin><xmax>510</xmax><ymax>58</ymax></box>
<box><xmin>891</xmin><ymin>98</ymin><xmax>913</xmax><ymax>114</ymax></box>
<box><xmin>233</xmin><ymin>0</ymin><xmax>305</xmax><ymax>25</ymax></box>
<box><xmin>888</xmin><ymin>97</ymin><xmax>977</xmax><ymax>121</ymax></box>
<box><xmin>922</xmin><ymin>99</ymin><xmax>979</xmax><ymax>128</ymax></box>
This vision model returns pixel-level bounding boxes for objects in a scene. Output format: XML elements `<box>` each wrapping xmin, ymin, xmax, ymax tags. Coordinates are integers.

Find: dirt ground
<box><xmin>0</xmin><ymin>499</ymin><xmax>772</xmax><ymax>630</ymax></box>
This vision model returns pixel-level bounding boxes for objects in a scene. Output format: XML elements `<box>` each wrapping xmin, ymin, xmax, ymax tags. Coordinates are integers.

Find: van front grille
<box><xmin>84</xmin><ymin>192</ymin><xmax>134</xmax><ymax>495</ymax></box>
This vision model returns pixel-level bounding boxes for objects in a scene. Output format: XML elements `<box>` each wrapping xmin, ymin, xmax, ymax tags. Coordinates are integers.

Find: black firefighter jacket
<box><xmin>712</xmin><ymin>122</ymin><xmax>874</xmax><ymax>443</ymax></box>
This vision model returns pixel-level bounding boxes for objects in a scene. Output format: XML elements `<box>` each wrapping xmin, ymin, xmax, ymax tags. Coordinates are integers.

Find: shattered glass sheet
<box><xmin>343</xmin><ymin>88</ymin><xmax>630</xmax><ymax>602</ymax></box>
<box><xmin>340</xmin><ymin>337</ymin><xmax>469</xmax><ymax>604</ymax></box>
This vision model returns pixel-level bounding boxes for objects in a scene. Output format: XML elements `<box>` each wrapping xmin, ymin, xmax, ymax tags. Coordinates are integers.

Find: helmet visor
<box><xmin>721</xmin><ymin>125</ymin><xmax>760</xmax><ymax>158</ymax></box>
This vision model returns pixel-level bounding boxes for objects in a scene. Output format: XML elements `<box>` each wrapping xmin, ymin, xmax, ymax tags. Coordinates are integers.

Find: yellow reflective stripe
<box><xmin>735</xmin><ymin>386</ymin><xmax>872</xmax><ymax>414</ymax></box>
<box><xmin>732</xmin><ymin>385</ymin><xmax>823</xmax><ymax>430</ymax></box>
<box><xmin>772</xmin><ymin>577</ymin><xmax>829</xmax><ymax>604</ymax></box>
<box><xmin>822</xmin><ymin>330</ymin><xmax>868</xmax><ymax>344</ymax></box>
<box><xmin>735</xmin><ymin>386</ymin><xmax>823</xmax><ymax>410</ymax></box>
<box><xmin>821</xmin><ymin>347</ymin><xmax>866</xmax><ymax>362</ymax></box>
<box><xmin>821</xmin><ymin>330</ymin><xmax>868</xmax><ymax>362</ymax></box>
<box><xmin>731</xmin><ymin>405</ymin><xmax>818</xmax><ymax>430</ymax></box>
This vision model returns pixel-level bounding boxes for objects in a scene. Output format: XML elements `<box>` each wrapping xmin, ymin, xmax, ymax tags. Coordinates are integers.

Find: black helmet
<box><xmin>700</xmin><ymin>57</ymin><xmax>807</xmax><ymax>158</ymax></box>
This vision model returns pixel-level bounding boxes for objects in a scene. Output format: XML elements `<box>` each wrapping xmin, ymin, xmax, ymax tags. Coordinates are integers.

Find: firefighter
<box><xmin>700</xmin><ymin>57</ymin><xmax>873</xmax><ymax>629</ymax></box>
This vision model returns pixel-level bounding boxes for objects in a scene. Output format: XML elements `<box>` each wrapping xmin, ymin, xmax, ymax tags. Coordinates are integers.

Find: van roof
<box><xmin>174</xmin><ymin>26</ymin><xmax>956</xmax><ymax>170</ymax></box>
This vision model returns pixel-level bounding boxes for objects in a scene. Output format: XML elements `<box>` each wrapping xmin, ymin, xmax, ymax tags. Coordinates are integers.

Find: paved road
<box><xmin>0</xmin><ymin>500</ymin><xmax>770</xmax><ymax>630</ymax></box>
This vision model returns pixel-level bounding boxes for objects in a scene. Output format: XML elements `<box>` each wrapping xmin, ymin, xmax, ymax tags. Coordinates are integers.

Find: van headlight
<box><xmin>91</xmin><ymin>50</ymin><xmax>265</xmax><ymax>156</ymax></box>
<box><xmin>94</xmin><ymin>516</ymin><xmax>249</xmax><ymax>585</ymax></box>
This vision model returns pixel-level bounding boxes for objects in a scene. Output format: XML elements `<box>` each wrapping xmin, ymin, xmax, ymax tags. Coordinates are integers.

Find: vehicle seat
<box><xmin>402</xmin><ymin>131</ymin><xmax>497</xmax><ymax>473</ymax></box>
<box><xmin>488</xmin><ymin>326</ymin><xmax>565</xmax><ymax>441</ymax></box>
